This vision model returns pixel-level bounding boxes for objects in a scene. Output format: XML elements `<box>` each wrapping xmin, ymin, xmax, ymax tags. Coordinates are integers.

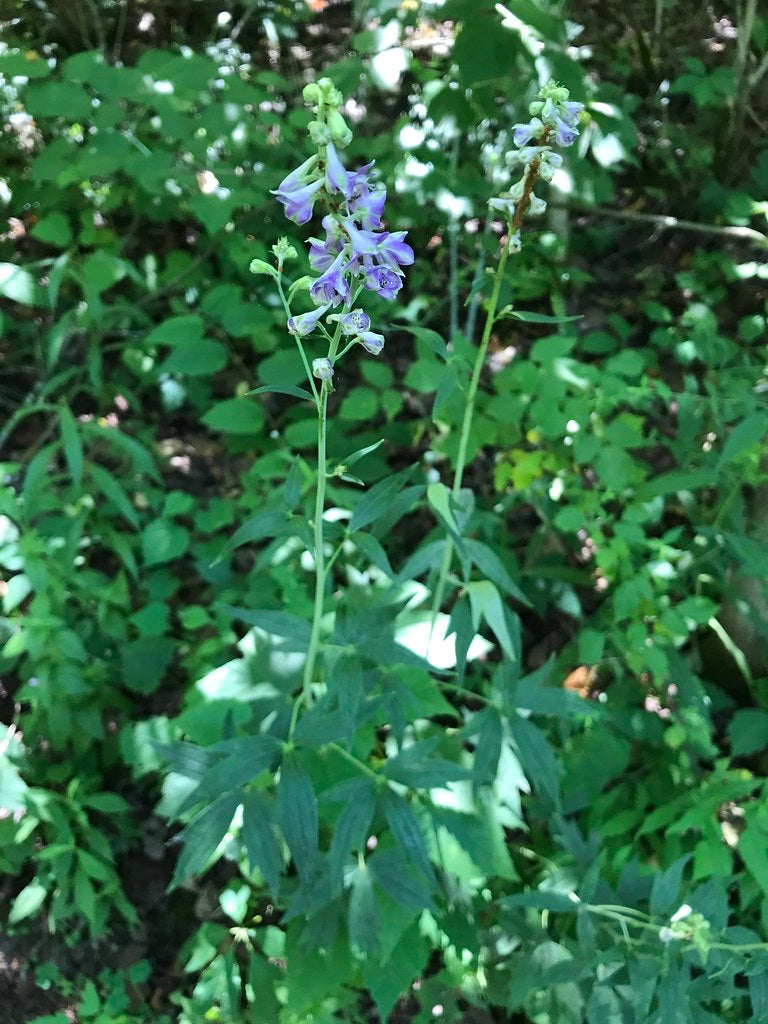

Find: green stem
<box><xmin>429</xmin><ymin>235</ymin><xmax>511</xmax><ymax>636</ymax></box>
<box><xmin>276</xmin><ymin>276</ymin><xmax>320</xmax><ymax>407</ymax></box>
<box><xmin>295</xmin><ymin>321</ymin><xmax>345</xmax><ymax>726</ymax></box>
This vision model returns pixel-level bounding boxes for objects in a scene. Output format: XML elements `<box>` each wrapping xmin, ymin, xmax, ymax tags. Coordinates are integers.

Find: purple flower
<box><xmin>377</xmin><ymin>231</ymin><xmax>414</xmax><ymax>269</ymax></box>
<box><xmin>324</xmin><ymin>143</ymin><xmax>354</xmax><ymax>195</ymax></box>
<box><xmin>308</xmin><ymin>219</ymin><xmax>344</xmax><ymax>272</ymax></box>
<box><xmin>554</xmin><ymin>116</ymin><xmax>577</xmax><ymax>147</ymax></box>
<box><xmin>349</xmin><ymin>187</ymin><xmax>386</xmax><ymax>230</ymax></box>
<box><xmin>513</xmin><ymin>118</ymin><xmax>542</xmax><ymax>147</ymax></box>
<box><xmin>561</xmin><ymin>101</ymin><xmax>583</xmax><ymax>125</ymax></box>
<box><xmin>364</xmin><ymin>266</ymin><xmax>403</xmax><ymax>300</ymax></box>
<box><xmin>312</xmin><ymin>357</ymin><xmax>334</xmax><ymax>381</ymax></box>
<box><xmin>271</xmin><ymin>155</ymin><xmax>323</xmax><ymax>224</ymax></box>
<box><xmin>287</xmin><ymin>302</ymin><xmax>331</xmax><ymax>337</ymax></box>
<box><xmin>273</xmin><ymin>179</ymin><xmax>323</xmax><ymax>225</ymax></box>
<box><xmin>327</xmin><ymin>308</ymin><xmax>371</xmax><ymax>335</ymax></box>
<box><xmin>358</xmin><ymin>331</ymin><xmax>384</xmax><ymax>355</ymax></box>
<box><xmin>343</xmin><ymin>219</ymin><xmax>380</xmax><ymax>256</ymax></box>
<box><xmin>310</xmin><ymin>250</ymin><xmax>351</xmax><ymax>306</ymax></box>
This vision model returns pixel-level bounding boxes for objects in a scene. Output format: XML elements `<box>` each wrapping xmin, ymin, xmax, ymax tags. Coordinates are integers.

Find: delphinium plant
<box><xmin>252</xmin><ymin>77</ymin><xmax>413</xmax><ymax>724</ymax></box>
<box><xmin>429</xmin><ymin>80</ymin><xmax>583</xmax><ymax>634</ymax></box>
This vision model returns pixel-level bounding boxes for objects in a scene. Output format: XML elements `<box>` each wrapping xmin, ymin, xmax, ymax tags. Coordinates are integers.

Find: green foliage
<box><xmin>1</xmin><ymin>1</ymin><xmax>767</xmax><ymax>1022</ymax></box>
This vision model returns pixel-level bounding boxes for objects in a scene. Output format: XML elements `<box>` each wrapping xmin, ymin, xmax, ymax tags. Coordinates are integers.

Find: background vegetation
<box><xmin>0</xmin><ymin>0</ymin><xmax>767</xmax><ymax>1021</ymax></box>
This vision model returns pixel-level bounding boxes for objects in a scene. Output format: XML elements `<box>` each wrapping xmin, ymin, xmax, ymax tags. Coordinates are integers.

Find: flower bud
<box><xmin>318</xmin><ymin>78</ymin><xmax>343</xmax><ymax>108</ymax></box>
<box><xmin>507</xmin><ymin>230</ymin><xmax>522</xmax><ymax>254</ymax></box>
<box><xmin>308</xmin><ymin>120</ymin><xmax>332</xmax><ymax>146</ymax></box>
<box><xmin>528</xmin><ymin>195</ymin><xmax>546</xmax><ymax>216</ymax></box>
<box><xmin>303</xmin><ymin>83</ymin><xmax>322</xmax><ymax>106</ymax></box>
<box><xmin>312</xmin><ymin>357</ymin><xmax>334</xmax><ymax>381</ymax></box>
<box><xmin>529</xmin><ymin>100</ymin><xmax>544</xmax><ymax>116</ymax></box>
<box><xmin>249</xmin><ymin>258</ymin><xmax>277</xmax><ymax>278</ymax></box>
<box><xmin>327</xmin><ymin>109</ymin><xmax>352</xmax><ymax>147</ymax></box>
<box><xmin>272</xmin><ymin>237</ymin><xmax>297</xmax><ymax>263</ymax></box>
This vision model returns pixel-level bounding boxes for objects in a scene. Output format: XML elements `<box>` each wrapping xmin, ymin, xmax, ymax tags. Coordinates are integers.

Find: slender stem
<box><xmin>276</xmin><ymin>277</ymin><xmax>320</xmax><ymax>406</ymax></box>
<box><xmin>427</xmin><ymin>144</ymin><xmax>548</xmax><ymax>639</ymax></box>
<box><xmin>428</xmin><ymin>237</ymin><xmax>511</xmax><ymax>635</ymax></box>
<box><xmin>299</xmin><ymin>383</ymin><xmax>329</xmax><ymax>709</ymax></box>
<box><xmin>294</xmin><ymin>321</ymin><xmax>345</xmax><ymax>725</ymax></box>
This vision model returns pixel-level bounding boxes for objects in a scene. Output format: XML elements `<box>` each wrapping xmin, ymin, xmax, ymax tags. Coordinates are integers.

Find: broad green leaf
<box><xmin>242</xmin><ymin>792</ymin><xmax>283</xmax><ymax>898</ymax></box>
<box><xmin>363</xmin><ymin>920</ymin><xmax>429</xmax><ymax>1021</ymax></box>
<box><xmin>278</xmin><ymin>751</ymin><xmax>318</xmax><ymax>884</ymax></box>
<box><xmin>146</xmin><ymin>315</ymin><xmax>204</xmax><ymax>345</ymax></box>
<box><xmin>0</xmin><ymin>262</ymin><xmax>43</xmax><ymax>305</ymax></box>
<box><xmin>202</xmin><ymin>398</ymin><xmax>265</xmax><ymax>435</ymax></box>
<box><xmin>649</xmin><ymin>853</ymin><xmax>691</xmax><ymax>916</ymax></box>
<box><xmin>159</xmin><ymin>339</ymin><xmax>228</xmax><ymax>377</ymax></box>
<box><xmin>9</xmin><ymin>879</ymin><xmax>47</xmax><ymax>923</ymax></box>
<box><xmin>170</xmin><ymin>791</ymin><xmax>240</xmax><ymax>889</ymax></box>
<box><xmin>719</xmin><ymin>412</ymin><xmax>767</xmax><ymax>465</ymax></box>
<box><xmin>121</xmin><ymin>636</ymin><xmax>175</xmax><ymax>693</ymax></box>
<box><xmin>31</xmin><ymin>212</ymin><xmax>72</xmax><ymax>247</ymax></box>
<box><xmin>26</xmin><ymin>81</ymin><xmax>92</xmax><ymax>118</ymax></box>
<box><xmin>141</xmin><ymin>519</ymin><xmax>190</xmax><ymax>567</ymax></box>
<box><xmin>729</xmin><ymin>709</ymin><xmax>768</xmax><ymax>757</ymax></box>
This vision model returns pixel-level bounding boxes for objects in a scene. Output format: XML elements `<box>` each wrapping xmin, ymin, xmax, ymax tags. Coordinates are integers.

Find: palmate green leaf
<box><xmin>348</xmin><ymin>864</ymin><xmax>379</xmax><ymax>957</ymax></box>
<box><xmin>466</xmin><ymin>580</ymin><xmax>519</xmax><ymax>662</ymax></box>
<box><xmin>381</xmin><ymin>790</ymin><xmax>434</xmax><ymax>883</ymax></box>
<box><xmin>278</xmin><ymin>751</ymin><xmax>318</xmax><ymax>884</ymax></box>
<box><xmin>369</xmin><ymin>849</ymin><xmax>436</xmax><ymax>912</ymax></box>
<box><xmin>212</xmin><ymin>506</ymin><xmax>292</xmax><ymax>564</ymax></box>
<box><xmin>349</xmin><ymin>466</ymin><xmax>415</xmax><ymax>533</ymax></box>
<box><xmin>179</xmin><ymin>736</ymin><xmax>280</xmax><ymax>812</ymax></box>
<box><xmin>509</xmin><ymin>715</ymin><xmax>561</xmax><ymax>805</ymax></box>
<box><xmin>363</xmin><ymin>920</ymin><xmax>429</xmax><ymax>1022</ymax></box>
<box><xmin>220</xmin><ymin>605</ymin><xmax>311</xmax><ymax>645</ymax></box>
<box><xmin>463</xmin><ymin>539</ymin><xmax>532</xmax><ymax>607</ymax></box>
<box><xmin>329</xmin><ymin>783</ymin><xmax>376</xmax><ymax>887</ymax></box>
<box><xmin>170</xmin><ymin>791</ymin><xmax>240</xmax><ymax>890</ymax></box>
<box><xmin>242</xmin><ymin>792</ymin><xmax>283</xmax><ymax>899</ymax></box>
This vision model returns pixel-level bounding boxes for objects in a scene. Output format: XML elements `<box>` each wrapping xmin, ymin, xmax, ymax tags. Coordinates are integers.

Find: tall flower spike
<box><xmin>491</xmin><ymin>80</ymin><xmax>584</xmax><ymax>248</ymax></box>
<box><xmin>270</xmin><ymin>78</ymin><xmax>412</xmax><ymax>382</ymax></box>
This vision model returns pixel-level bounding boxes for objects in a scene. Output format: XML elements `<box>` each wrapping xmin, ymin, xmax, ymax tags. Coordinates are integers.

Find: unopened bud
<box><xmin>308</xmin><ymin>120</ymin><xmax>332</xmax><ymax>146</ymax></box>
<box><xmin>327</xmin><ymin>109</ymin><xmax>352</xmax><ymax>147</ymax></box>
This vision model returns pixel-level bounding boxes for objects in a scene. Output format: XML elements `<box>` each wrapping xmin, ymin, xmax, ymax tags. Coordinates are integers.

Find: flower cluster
<box><xmin>267</xmin><ymin>78</ymin><xmax>413</xmax><ymax>383</ymax></box>
<box><xmin>489</xmin><ymin>81</ymin><xmax>584</xmax><ymax>252</ymax></box>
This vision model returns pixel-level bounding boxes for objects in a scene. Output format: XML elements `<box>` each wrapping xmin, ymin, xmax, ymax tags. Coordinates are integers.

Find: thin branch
<box><xmin>560</xmin><ymin>203</ymin><xmax>768</xmax><ymax>249</ymax></box>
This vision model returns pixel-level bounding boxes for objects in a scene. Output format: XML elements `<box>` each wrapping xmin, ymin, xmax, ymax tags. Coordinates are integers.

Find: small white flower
<box><xmin>670</xmin><ymin>904</ymin><xmax>692</xmax><ymax>923</ymax></box>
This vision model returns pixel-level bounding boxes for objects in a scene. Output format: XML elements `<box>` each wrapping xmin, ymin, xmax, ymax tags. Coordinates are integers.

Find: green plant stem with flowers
<box><xmin>429</xmin><ymin>83</ymin><xmax>582</xmax><ymax>643</ymax></box>
<box><xmin>253</xmin><ymin>78</ymin><xmax>414</xmax><ymax>728</ymax></box>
